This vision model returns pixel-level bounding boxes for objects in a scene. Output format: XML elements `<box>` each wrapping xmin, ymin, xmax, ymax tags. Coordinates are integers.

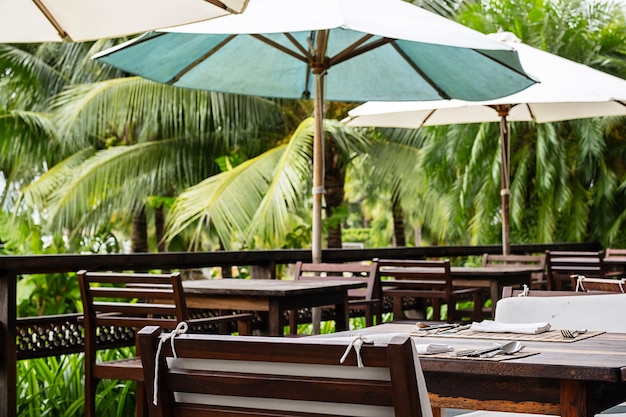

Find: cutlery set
<box><xmin>451</xmin><ymin>341</ymin><xmax>524</xmax><ymax>358</ymax></box>
<box><xmin>416</xmin><ymin>322</ymin><xmax>472</xmax><ymax>334</ymax></box>
<box><xmin>560</xmin><ymin>328</ymin><xmax>587</xmax><ymax>338</ymax></box>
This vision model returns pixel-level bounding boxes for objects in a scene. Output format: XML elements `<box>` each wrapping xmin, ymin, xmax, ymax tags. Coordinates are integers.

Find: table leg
<box><xmin>312</xmin><ymin>307</ymin><xmax>322</xmax><ymax>334</ymax></box>
<box><xmin>560</xmin><ymin>380</ymin><xmax>592</xmax><ymax>417</ymax></box>
<box><xmin>490</xmin><ymin>281</ymin><xmax>500</xmax><ymax>314</ymax></box>
<box><xmin>268</xmin><ymin>301</ymin><xmax>283</xmax><ymax>337</ymax></box>
<box><xmin>334</xmin><ymin>294</ymin><xmax>350</xmax><ymax>332</ymax></box>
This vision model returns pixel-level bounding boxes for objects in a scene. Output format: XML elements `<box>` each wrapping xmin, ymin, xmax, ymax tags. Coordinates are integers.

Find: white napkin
<box><xmin>470</xmin><ymin>320</ymin><xmax>551</xmax><ymax>334</ymax></box>
<box><xmin>413</xmin><ymin>343</ymin><xmax>454</xmax><ymax>354</ymax></box>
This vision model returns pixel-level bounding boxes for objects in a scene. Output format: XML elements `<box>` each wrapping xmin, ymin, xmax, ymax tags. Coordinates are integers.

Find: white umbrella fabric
<box><xmin>0</xmin><ymin>0</ymin><xmax>250</xmax><ymax>43</ymax></box>
<box><xmin>344</xmin><ymin>32</ymin><xmax>626</xmax><ymax>255</ymax></box>
<box><xmin>94</xmin><ymin>0</ymin><xmax>536</xmax><ymax>262</ymax></box>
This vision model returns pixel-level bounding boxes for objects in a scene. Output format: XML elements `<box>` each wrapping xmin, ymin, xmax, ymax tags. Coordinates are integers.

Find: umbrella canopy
<box><xmin>344</xmin><ymin>31</ymin><xmax>626</xmax><ymax>255</ymax></box>
<box><xmin>94</xmin><ymin>0</ymin><xmax>536</xmax><ymax>262</ymax></box>
<box><xmin>1</xmin><ymin>0</ymin><xmax>250</xmax><ymax>43</ymax></box>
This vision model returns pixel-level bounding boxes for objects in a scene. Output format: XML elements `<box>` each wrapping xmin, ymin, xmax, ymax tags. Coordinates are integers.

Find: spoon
<box><xmin>480</xmin><ymin>341</ymin><xmax>524</xmax><ymax>358</ymax></box>
<box><xmin>465</xmin><ymin>341</ymin><xmax>523</xmax><ymax>357</ymax></box>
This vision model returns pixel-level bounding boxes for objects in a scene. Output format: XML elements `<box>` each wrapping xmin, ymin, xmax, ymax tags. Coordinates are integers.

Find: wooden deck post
<box><xmin>0</xmin><ymin>269</ymin><xmax>16</xmax><ymax>417</ymax></box>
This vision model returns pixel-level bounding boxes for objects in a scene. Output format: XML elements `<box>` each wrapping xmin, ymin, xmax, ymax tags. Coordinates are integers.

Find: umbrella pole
<box><xmin>497</xmin><ymin>106</ymin><xmax>511</xmax><ymax>255</ymax></box>
<box><xmin>312</xmin><ymin>74</ymin><xmax>325</xmax><ymax>264</ymax></box>
<box><xmin>311</xmin><ymin>72</ymin><xmax>326</xmax><ymax>334</ymax></box>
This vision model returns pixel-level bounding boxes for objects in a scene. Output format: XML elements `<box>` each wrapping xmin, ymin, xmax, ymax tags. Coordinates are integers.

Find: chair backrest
<box><xmin>78</xmin><ymin>270</ymin><xmax>192</xmax><ymax>347</ymax></box>
<box><xmin>138</xmin><ymin>325</ymin><xmax>426</xmax><ymax>417</ymax></box>
<box><xmin>293</xmin><ymin>261</ymin><xmax>381</xmax><ymax>302</ymax></box>
<box><xmin>605</xmin><ymin>248</ymin><xmax>626</xmax><ymax>257</ymax></box>
<box><xmin>376</xmin><ymin>258</ymin><xmax>452</xmax><ymax>294</ymax></box>
<box><xmin>545</xmin><ymin>250</ymin><xmax>606</xmax><ymax>289</ymax></box>
<box><xmin>482</xmin><ymin>254</ymin><xmax>546</xmax><ymax>288</ymax></box>
<box><xmin>496</xmin><ymin>286</ymin><xmax>626</xmax><ymax>332</ymax></box>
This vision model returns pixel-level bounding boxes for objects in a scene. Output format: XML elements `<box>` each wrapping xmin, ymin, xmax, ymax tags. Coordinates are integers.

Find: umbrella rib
<box><xmin>33</xmin><ymin>0</ymin><xmax>70</xmax><ymax>41</ymax></box>
<box><xmin>284</xmin><ymin>32</ymin><xmax>314</xmax><ymax>61</ymax></box>
<box><xmin>170</xmin><ymin>34</ymin><xmax>238</xmax><ymax>84</ymax></box>
<box><xmin>329</xmin><ymin>35</ymin><xmax>383</xmax><ymax>66</ymax></box>
<box><xmin>616</xmin><ymin>100</ymin><xmax>626</xmax><ymax>109</ymax></box>
<box><xmin>252</xmin><ymin>34</ymin><xmax>310</xmax><ymax>63</ymax></box>
<box><xmin>203</xmin><ymin>0</ymin><xmax>236</xmax><ymax>13</ymax></box>
<box><xmin>389</xmin><ymin>41</ymin><xmax>452</xmax><ymax>99</ymax></box>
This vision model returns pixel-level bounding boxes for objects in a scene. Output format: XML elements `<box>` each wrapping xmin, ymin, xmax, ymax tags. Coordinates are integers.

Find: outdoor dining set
<box><xmin>74</xmin><ymin>247</ymin><xmax>626</xmax><ymax>417</ymax></box>
<box><xmin>7</xmin><ymin>0</ymin><xmax>626</xmax><ymax>416</ymax></box>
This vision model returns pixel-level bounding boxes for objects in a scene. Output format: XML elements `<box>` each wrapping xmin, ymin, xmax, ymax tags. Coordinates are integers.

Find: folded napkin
<box><xmin>413</xmin><ymin>343</ymin><xmax>454</xmax><ymax>354</ymax></box>
<box><xmin>470</xmin><ymin>320</ymin><xmax>551</xmax><ymax>334</ymax></box>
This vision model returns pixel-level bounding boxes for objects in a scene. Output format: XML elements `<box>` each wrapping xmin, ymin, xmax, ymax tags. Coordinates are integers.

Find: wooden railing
<box><xmin>0</xmin><ymin>242</ymin><xmax>599</xmax><ymax>416</ymax></box>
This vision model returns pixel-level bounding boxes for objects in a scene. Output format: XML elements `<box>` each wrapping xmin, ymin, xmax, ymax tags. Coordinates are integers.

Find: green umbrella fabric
<box><xmin>94</xmin><ymin>0</ymin><xmax>536</xmax><ymax>261</ymax></box>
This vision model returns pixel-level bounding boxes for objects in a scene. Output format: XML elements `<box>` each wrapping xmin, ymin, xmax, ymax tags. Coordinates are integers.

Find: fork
<box><xmin>561</xmin><ymin>329</ymin><xmax>587</xmax><ymax>338</ymax></box>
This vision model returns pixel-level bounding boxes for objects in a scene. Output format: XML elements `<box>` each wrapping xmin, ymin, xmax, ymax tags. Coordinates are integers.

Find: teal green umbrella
<box><xmin>94</xmin><ymin>0</ymin><xmax>535</xmax><ymax>261</ymax></box>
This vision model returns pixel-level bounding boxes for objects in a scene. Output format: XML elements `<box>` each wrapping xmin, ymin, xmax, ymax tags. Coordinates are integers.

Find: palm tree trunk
<box><xmin>155</xmin><ymin>205</ymin><xmax>167</xmax><ymax>253</ymax></box>
<box><xmin>131</xmin><ymin>207</ymin><xmax>149</xmax><ymax>253</ymax></box>
<box><xmin>391</xmin><ymin>195</ymin><xmax>406</xmax><ymax>247</ymax></box>
<box><xmin>324</xmin><ymin>139</ymin><xmax>345</xmax><ymax>249</ymax></box>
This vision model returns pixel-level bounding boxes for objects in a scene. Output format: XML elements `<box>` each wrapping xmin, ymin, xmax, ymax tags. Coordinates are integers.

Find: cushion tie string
<box><xmin>340</xmin><ymin>335</ymin><xmax>366</xmax><ymax>368</ymax></box>
<box><xmin>518</xmin><ymin>284</ymin><xmax>529</xmax><ymax>297</ymax></box>
<box><xmin>152</xmin><ymin>321</ymin><xmax>188</xmax><ymax>405</ymax></box>
<box><xmin>575</xmin><ymin>275</ymin><xmax>585</xmax><ymax>292</ymax></box>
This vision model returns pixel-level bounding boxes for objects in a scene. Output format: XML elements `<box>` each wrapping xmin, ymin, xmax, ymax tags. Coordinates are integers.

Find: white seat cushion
<box><xmin>494</xmin><ymin>293</ymin><xmax>626</xmax><ymax>332</ymax></box>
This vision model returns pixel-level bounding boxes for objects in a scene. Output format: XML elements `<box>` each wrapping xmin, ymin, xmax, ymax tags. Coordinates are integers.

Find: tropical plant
<box><xmin>17</xmin><ymin>350</ymin><xmax>135</xmax><ymax>417</ymax></box>
<box><xmin>165</xmin><ymin>117</ymin><xmax>371</xmax><ymax>250</ymax></box>
<box><xmin>364</xmin><ymin>0</ymin><xmax>626</xmax><ymax>247</ymax></box>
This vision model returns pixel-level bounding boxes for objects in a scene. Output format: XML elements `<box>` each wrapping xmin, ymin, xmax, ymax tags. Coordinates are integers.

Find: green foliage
<box><xmin>342</xmin><ymin>228</ymin><xmax>371</xmax><ymax>245</ymax></box>
<box><xmin>17</xmin><ymin>273</ymin><xmax>82</xmax><ymax>317</ymax></box>
<box><xmin>17</xmin><ymin>349</ymin><xmax>135</xmax><ymax>417</ymax></box>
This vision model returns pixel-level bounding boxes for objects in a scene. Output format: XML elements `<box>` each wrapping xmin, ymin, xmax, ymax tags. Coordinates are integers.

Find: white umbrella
<box><xmin>344</xmin><ymin>31</ymin><xmax>626</xmax><ymax>255</ymax></box>
<box><xmin>0</xmin><ymin>0</ymin><xmax>250</xmax><ymax>43</ymax></box>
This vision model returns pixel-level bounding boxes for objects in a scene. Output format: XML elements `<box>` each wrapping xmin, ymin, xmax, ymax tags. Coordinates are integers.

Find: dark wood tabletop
<box><xmin>346</xmin><ymin>322</ymin><xmax>626</xmax><ymax>417</ymax></box>
<box><xmin>182</xmin><ymin>279</ymin><xmax>364</xmax><ymax>336</ymax></box>
<box><xmin>183</xmin><ymin>278</ymin><xmax>364</xmax><ymax>296</ymax></box>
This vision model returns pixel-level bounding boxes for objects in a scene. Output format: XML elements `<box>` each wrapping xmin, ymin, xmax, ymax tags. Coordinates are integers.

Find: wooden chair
<box><xmin>605</xmin><ymin>248</ymin><xmax>626</xmax><ymax>257</ymax></box>
<box><xmin>482</xmin><ymin>253</ymin><xmax>547</xmax><ymax>289</ymax></box>
<box><xmin>289</xmin><ymin>261</ymin><xmax>382</xmax><ymax>332</ymax></box>
<box><xmin>138</xmin><ymin>325</ymin><xmax>427</xmax><ymax>417</ymax></box>
<box><xmin>574</xmin><ymin>276</ymin><xmax>626</xmax><ymax>293</ymax></box>
<box><xmin>545</xmin><ymin>250</ymin><xmax>616</xmax><ymax>290</ymax></box>
<box><xmin>376</xmin><ymin>259</ymin><xmax>483</xmax><ymax>323</ymax></box>
<box><xmin>603</xmin><ymin>248</ymin><xmax>626</xmax><ymax>276</ymax></box>
<box><xmin>78</xmin><ymin>270</ymin><xmax>253</xmax><ymax>417</ymax></box>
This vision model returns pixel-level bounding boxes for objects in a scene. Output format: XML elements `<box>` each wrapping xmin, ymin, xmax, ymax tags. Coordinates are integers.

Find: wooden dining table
<box><xmin>345</xmin><ymin>322</ymin><xmax>626</xmax><ymax>417</ymax></box>
<box><xmin>182</xmin><ymin>278</ymin><xmax>364</xmax><ymax>336</ymax></box>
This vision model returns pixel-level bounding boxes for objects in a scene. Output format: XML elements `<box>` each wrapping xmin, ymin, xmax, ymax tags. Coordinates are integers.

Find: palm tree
<box><xmin>165</xmin><ymin>117</ymin><xmax>370</xmax><ymax>250</ymax></box>
<box><xmin>21</xmin><ymin>76</ymin><xmax>289</xmax><ymax>252</ymax></box>
<box><xmin>413</xmin><ymin>0</ymin><xmax>626</xmax><ymax>246</ymax></box>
